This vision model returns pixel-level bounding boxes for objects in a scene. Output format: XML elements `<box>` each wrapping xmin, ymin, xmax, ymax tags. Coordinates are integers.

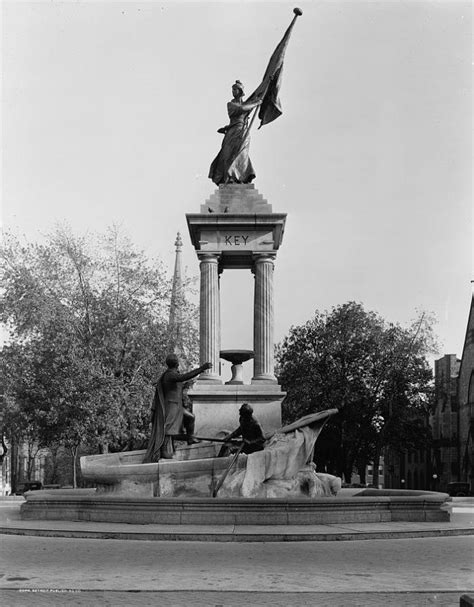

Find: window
<box><xmin>469</xmin><ymin>371</ymin><xmax>474</xmax><ymax>410</ymax></box>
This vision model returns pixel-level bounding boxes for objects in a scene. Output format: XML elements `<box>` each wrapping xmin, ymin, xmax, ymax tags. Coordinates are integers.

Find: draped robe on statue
<box><xmin>208</xmin><ymin>101</ymin><xmax>256</xmax><ymax>185</ymax></box>
<box><xmin>143</xmin><ymin>366</ymin><xmax>204</xmax><ymax>463</ymax></box>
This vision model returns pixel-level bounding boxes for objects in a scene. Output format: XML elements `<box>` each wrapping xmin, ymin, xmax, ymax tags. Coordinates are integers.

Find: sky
<box><xmin>2</xmin><ymin>0</ymin><xmax>472</xmax><ymax>370</ymax></box>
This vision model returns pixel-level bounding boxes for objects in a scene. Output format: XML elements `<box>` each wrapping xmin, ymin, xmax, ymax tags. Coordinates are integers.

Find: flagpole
<box><xmin>244</xmin><ymin>96</ymin><xmax>264</xmax><ymax>140</ymax></box>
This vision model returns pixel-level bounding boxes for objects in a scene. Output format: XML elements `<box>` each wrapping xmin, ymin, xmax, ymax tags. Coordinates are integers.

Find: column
<box><xmin>198</xmin><ymin>253</ymin><xmax>221</xmax><ymax>382</ymax></box>
<box><xmin>252</xmin><ymin>253</ymin><xmax>277</xmax><ymax>383</ymax></box>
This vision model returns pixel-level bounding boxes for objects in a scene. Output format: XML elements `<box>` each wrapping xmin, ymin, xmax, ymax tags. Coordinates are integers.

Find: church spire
<box><xmin>168</xmin><ymin>232</ymin><xmax>184</xmax><ymax>357</ymax></box>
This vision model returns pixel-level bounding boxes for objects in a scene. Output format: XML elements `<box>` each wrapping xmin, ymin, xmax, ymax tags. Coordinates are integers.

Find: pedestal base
<box><xmin>188</xmin><ymin>383</ymin><xmax>285</xmax><ymax>437</ymax></box>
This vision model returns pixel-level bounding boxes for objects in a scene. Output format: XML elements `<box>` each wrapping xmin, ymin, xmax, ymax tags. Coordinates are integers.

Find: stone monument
<box><xmin>186</xmin><ymin>8</ymin><xmax>304</xmax><ymax>437</ymax></box>
<box><xmin>21</xmin><ymin>8</ymin><xmax>451</xmax><ymax>525</ymax></box>
<box><xmin>187</xmin><ymin>185</ymin><xmax>287</xmax><ymax>436</ymax></box>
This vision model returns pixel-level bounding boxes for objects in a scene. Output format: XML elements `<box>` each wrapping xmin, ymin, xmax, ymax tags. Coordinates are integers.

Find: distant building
<box><xmin>430</xmin><ymin>354</ymin><xmax>462</xmax><ymax>492</ymax></box>
<box><xmin>457</xmin><ymin>295</ymin><xmax>474</xmax><ymax>492</ymax></box>
<box><xmin>365</xmin><ymin>460</ymin><xmax>385</xmax><ymax>489</ymax></box>
<box><xmin>427</xmin><ymin>295</ymin><xmax>474</xmax><ymax>494</ymax></box>
<box><xmin>0</xmin><ymin>439</ymin><xmax>48</xmax><ymax>496</ymax></box>
<box><xmin>384</xmin><ymin>443</ymin><xmax>430</xmax><ymax>491</ymax></box>
<box><xmin>0</xmin><ymin>439</ymin><xmax>11</xmax><ymax>496</ymax></box>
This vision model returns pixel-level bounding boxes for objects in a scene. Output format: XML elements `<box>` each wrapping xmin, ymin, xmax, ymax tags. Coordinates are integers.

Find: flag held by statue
<box><xmin>248</xmin><ymin>7</ymin><xmax>302</xmax><ymax>128</ymax></box>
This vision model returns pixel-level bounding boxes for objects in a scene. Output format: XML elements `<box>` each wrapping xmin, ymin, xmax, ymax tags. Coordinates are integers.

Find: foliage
<box><xmin>276</xmin><ymin>302</ymin><xmax>437</xmax><ymax>482</ymax></box>
<box><xmin>0</xmin><ymin>226</ymin><xmax>199</xmax><ymax>485</ymax></box>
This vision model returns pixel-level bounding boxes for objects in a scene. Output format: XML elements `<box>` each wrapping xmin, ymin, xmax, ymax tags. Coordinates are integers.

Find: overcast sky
<box><xmin>2</xmin><ymin>1</ymin><xmax>472</xmax><ymax>368</ymax></box>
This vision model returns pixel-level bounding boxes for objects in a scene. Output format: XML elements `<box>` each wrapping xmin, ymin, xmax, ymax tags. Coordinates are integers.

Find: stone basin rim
<box><xmin>23</xmin><ymin>488</ymin><xmax>450</xmax><ymax>503</ymax></box>
<box><xmin>220</xmin><ymin>349</ymin><xmax>255</xmax><ymax>364</ymax></box>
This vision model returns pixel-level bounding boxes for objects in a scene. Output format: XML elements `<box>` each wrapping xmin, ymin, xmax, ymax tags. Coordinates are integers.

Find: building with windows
<box><xmin>365</xmin><ymin>461</ymin><xmax>385</xmax><ymax>488</ymax></box>
<box><xmin>457</xmin><ymin>295</ymin><xmax>474</xmax><ymax>492</ymax></box>
<box><xmin>384</xmin><ymin>445</ymin><xmax>430</xmax><ymax>491</ymax></box>
<box><xmin>428</xmin><ymin>295</ymin><xmax>474</xmax><ymax>494</ymax></box>
<box><xmin>430</xmin><ymin>354</ymin><xmax>462</xmax><ymax>492</ymax></box>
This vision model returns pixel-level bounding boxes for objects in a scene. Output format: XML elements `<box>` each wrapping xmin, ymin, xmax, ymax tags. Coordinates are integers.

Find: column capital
<box><xmin>252</xmin><ymin>252</ymin><xmax>276</xmax><ymax>274</ymax></box>
<box><xmin>253</xmin><ymin>252</ymin><xmax>276</xmax><ymax>263</ymax></box>
<box><xmin>197</xmin><ymin>252</ymin><xmax>221</xmax><ymax>264</ymax></box>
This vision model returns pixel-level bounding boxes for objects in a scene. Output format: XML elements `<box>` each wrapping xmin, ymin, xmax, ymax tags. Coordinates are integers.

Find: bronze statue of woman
<box><xmin>208</xmin><ymin>9</ymin><xmax>302</xmax><ymax>186</ymax></box>
<box><xmin>208</xmin><ymin>80</ymin><xmax>262</xmax><ymax>186</ymax></box>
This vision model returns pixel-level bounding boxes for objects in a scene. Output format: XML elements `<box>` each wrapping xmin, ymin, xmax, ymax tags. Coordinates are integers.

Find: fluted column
<box><xmin>252</xmin><ymin>253</ymin><xmax>277</xmax><ymax>383</ymax></box>
<box><xmin>198</xmin><ymin>253</ymin><xmax>221</xmax><ymax>382</ymax></box>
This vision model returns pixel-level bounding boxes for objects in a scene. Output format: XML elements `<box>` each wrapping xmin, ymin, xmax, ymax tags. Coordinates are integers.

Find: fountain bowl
<box><xmin>220</xmin><ymin>349</ymin><xmax>254</xmax><ymax>365</ymax></box>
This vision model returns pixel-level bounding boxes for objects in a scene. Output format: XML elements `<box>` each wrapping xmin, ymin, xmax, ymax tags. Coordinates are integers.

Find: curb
<box><xmin>1</xmin><ymin>525</ymin><xmax>473</xmax><ymax>542</ymax></box>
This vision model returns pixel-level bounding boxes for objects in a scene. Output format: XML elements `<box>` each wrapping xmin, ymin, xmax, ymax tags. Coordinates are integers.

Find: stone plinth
<box><xmin>202</xmin><ymin>184</ymin><xmax>273</xmax><ymax>214</ymax></box>
<box><xmin>187</xmin><ymin>185</ymin><xmax>286</xmax><ymax>274</ymax></box>
<box><xmin>188</xmin><ymin>383</ymin><xmax>285</xmax><ymax>437</ymax></box>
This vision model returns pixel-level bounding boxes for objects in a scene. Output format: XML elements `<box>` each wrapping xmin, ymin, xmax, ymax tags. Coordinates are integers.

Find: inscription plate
<box><xmin>199</xmin><ymin>230</ymin><xmax>274</xmax><ymax>252</ymax></box>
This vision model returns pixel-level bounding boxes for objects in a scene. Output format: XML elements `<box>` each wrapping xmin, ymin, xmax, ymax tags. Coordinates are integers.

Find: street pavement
<box><xmin>0</xmin><ymin>590</ymin><xmax>472</xmax><ymax>606</ymax></box>
<box><xmin>0</xmin><ymin>498</ymin><xmax>473</xmax><ymax>606</ymax></box>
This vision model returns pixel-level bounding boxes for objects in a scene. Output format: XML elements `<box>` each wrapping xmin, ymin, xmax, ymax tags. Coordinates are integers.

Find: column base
<box><xmin>197</xmin><ymin>375</ymin><xmax>223</xmax><ymax>385</ymax></box>
<box><xmin>251</xmin><ymin>375</ymin><xmax>278</xmax><ymax>384</ymax></box>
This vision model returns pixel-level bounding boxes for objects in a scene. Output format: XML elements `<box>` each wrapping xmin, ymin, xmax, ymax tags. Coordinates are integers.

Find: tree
<box><xmin>0</xmin><ymin>226</ymin><xmax>199</xmax><ymax>486</ymax></box>
<box><xmin>276</xmin><ymin>302</ymin><xmax>437</xmax><ymax>483</ymax></box>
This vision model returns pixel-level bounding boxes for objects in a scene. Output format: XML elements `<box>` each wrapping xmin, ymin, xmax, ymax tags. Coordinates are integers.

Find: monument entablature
<box><xmin>186</xmin><ymin>205</ymin><xmax>286</xmax><ymax>271</ymax></box>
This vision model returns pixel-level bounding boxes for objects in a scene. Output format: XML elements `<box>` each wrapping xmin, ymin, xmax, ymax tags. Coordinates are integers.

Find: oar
<box><xmin>193</xmin><ymin>435</ymin><xmax>241</xmax><ymax>444</ymax></box>
<box><xmin>170</xmin><ymin>434</ymin><xmax>240</xmax><ymax>445</ymax></box>
<box><xmin>212</xmin><ymin>442</ymin><xmax>245</xmax><ymax>498</ymax></box>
